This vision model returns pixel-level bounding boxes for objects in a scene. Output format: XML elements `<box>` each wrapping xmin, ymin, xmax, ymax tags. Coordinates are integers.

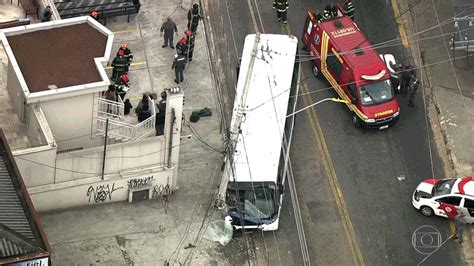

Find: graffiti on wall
<box><xmin>87</xmin><ymin>183</ymin><xmax>123</xmax><ymax>203</ymax></box>
<box><xmin>127</xmin><ymin>176</ymin><xmax>154</xmax><ymax>188</ymax></box>
<box><xmin>152</xmin><ymin>184</ymin><xmax>171</xmax><ymax>197</ymax></box>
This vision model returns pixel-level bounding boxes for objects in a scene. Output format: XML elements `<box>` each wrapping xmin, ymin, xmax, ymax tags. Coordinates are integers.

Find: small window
<box><xmin>306</xmin><ymin>20</ymin><xmax>313</xmax><ymax>35</ymax></box>
<box><xmin>326</xmin><ymin>53</ymin><xmax>342</xmax><ymax>76</ymax></box>
<box><xmin>464</xmin><ymin>198</ymin><xmax>474</xmax><ymax>209</ymax></box>
<box><xmin>438</xmin><ymin>196</ymin><xmax>462</xmax><ymax>206</ymax></box>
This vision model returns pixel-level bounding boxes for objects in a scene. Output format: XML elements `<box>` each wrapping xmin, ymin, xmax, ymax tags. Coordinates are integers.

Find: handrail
<box><xmin>96</xmin><ymin>96</ymin><xmax>155</xmax><ymax>141</ymax></box>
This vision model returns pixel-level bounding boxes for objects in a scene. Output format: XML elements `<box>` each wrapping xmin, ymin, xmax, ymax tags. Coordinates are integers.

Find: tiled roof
<box><xmin>0</xmin><ymin>136</ymin><xmax>47</xmax><ymax>260</ymax></box>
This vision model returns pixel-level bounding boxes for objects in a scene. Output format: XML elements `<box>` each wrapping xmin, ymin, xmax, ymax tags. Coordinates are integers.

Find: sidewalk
<box><xmin>34</xmin><ymin>1</ymin><xmax>233</xmax><ymax>265</ymax></box>
<box><xmin>399</xmin><ymin>0</ymin><xmax>474</xmax><ymax>262</ymax></box>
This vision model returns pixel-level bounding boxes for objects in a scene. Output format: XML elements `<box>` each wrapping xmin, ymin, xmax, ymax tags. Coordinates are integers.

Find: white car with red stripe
<box><xmin>412</xmin><ymin>176</ymin><xmax>474</xmax><ymax>222</ymax></box>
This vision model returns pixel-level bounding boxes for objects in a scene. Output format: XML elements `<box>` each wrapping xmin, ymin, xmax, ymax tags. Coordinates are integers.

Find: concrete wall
<box><xmin>7</xmin><ymin>60</ymin><xmax>25</xmax><ymax>121</ymax></box>
<box><xmin>26</xmin><ymin>105</ymin><xmax>46</xmax><ymax>147</ymax></box>
<box><xmin>54</xmin><ymin>136</ymin><xmax>167</xmax><ymax>183</ymax></box>
<box><xmin>39</xmin><ymin>93</ymin><xmax>94</xmax><ymax>151</ymax></box>
<box><xmin>29</xmin><ymin>167</ymin><xmax>174</xmax><ymax>212</ymax></box>
<box><xmin>14</xmin><ymin>146</ymin><xmax>57</xmax><ymax>187</ymax></box>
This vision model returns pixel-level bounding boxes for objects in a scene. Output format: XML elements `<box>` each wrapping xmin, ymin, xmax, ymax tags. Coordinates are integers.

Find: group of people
<box><xmin>393</xmin><ymin>63</ymin><xmax>419</xmax><ymax>107</ymax></box>
<box><xmin>161</xmin><ymin>3</ymin><xmax>202</xmax><ymax>84</ymax></box>
<box><xmin>105</xmin><ymin>3</ymin><xmax>205</xmax><ymax>135</ymax></box>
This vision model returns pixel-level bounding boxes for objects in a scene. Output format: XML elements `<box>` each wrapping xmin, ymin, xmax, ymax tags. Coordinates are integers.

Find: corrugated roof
<box><xmin>0</xmin><ymin>133</ymin><xmax>49</xmax><ymax>261</ymax></box>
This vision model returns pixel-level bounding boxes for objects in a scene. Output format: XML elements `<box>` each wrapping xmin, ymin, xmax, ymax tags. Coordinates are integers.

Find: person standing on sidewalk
<box><xmin>453</xmin><ymin>212</ymin><xmax>467</xmax><ymax>243</ymax></box>
<box><xmin>161</xmin><ymin>17</ymin><xmax>178</xmax><ymax>49</ymax></box>
<box><xmin>187</xmin><ymin>3</ymin><xmax>202</xmax><ymax>34</ymax></box>
<box><xmin>155</xmin><ymin>92</ymin><xmax>167</xmax><ymax>136</ymax></box>
<box><xmin>172</xmin><ymin>54</ymin><xmax>187</xmax><ymax>84</ymax></box>
<box><xmin>273</xmin><ymin>0</ymin><xmax>289</xmax><ymax>24</ymax></box>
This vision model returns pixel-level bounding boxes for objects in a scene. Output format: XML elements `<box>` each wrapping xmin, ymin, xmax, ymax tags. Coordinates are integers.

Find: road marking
<box><xmin>104</xmin><ymin>61</ymin><xmax>147</xmax><ymax>70</ymax></box>
<box><xmin>113</xmin><ymin>29</ymin><xmax>139</xmax><ymax>34</ymax></box>
<box><xmin>285</xmin><ymin>22</ymin><xmax>365</xmax><ymax>266</ymax></box>
<box><xmin>391</xmin><ymin>0</ymin><xmax>409</xmax><ymax>47</ymax></box>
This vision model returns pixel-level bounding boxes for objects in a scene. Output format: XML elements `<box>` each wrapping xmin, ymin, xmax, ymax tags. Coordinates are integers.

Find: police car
<box><xmin>412</xmin><ymin>176</ymin><xmax>474</xmax><ymax>222</ymax></box>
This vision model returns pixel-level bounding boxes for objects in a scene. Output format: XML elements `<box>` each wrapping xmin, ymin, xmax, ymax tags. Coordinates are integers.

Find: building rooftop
<box><xmin>7</xmin><ymin>22</ymin><xmax>107</xmax><ymax>93</ymax></box>
<box><xmin>0</xmin><ymin>129</ymin><xmax>50</xmax><ymax>264</ymax></box>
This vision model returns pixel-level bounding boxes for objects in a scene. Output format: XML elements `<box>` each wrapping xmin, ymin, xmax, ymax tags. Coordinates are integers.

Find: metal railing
<box><xmin>96</xmin><ymin>96</ymin><xmax>155</xmax><ymax>141</ymax></box>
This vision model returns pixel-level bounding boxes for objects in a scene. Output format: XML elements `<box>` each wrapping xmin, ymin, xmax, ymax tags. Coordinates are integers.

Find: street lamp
<box><xmin>286</xmin><ymin>97</ymin><xmax>349</xmax><ymax>118</ymax></box>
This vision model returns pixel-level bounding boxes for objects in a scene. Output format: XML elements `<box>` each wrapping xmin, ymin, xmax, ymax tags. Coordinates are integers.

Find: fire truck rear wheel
<box><xmin>312</xmin><ymin>64</ymin><xmax>322</xmax><ymax>79</ymax></box>
<box><xmin>352</xmin><ymin>115</ymin><xmax>362</xmax><ymax>128</ymax></box>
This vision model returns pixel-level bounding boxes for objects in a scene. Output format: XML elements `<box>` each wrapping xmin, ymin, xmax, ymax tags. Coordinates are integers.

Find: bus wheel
<box><xmin>353</xmin><ymin>115</ymin><xmax>362</xmax><ymax>128</ymax></box>
<box><xmin>312</xmin><ymin>64</ymin><xmax>322</xmax><ymax>79</ymax></box>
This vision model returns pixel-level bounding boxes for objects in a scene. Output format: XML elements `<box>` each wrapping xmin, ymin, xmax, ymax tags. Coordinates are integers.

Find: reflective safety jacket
<box><xmin>273</xmin><ymin>0</ymin><xmax>288</xmax><ymax>12</ymax></box>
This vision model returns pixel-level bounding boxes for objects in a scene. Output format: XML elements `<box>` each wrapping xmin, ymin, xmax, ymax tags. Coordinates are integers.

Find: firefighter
<box><xmin>187</xmin><ymin>3</ymin><xmax>202</xmax><ymax>34</ymax></box>
<box><xmin>115</xmin><ymin>74</ymin><xmax>130</xmax><ymax>101</ymax></box>
<box><xmin>322</xmin><ymin>5</ymin><xmax>332</xmax><ymax>20</ymax></box>
<box><xmin>344</xmin><ymin>0</ymin><xmax>355</xmax><ymax>20</ymax></box>
<box><xmin>185</xmin><ymin>30</ymin><xmax>195</xmax><ymax>62</ymax></box>
<box><xmin>161</xmin><ymin>17</ymin><xmax>178</xmax><ymax>48</ymax></box>
<box><xmin>176</xmin><ymin>37</ymin><xmax>188</xmax><ymax>57</ymax></box>
<box><xmin>111</xmin><ymin>50</ymin><xmax>128</xmax><ymax>81</ymax></box>
<box><xmin>172</xmin><ymin>54</ymin><xmax>187</xmax><ymax>84</ymax></box>
<box><xmin>117</xmin><ymin>43</ymin><xmax>133</xmax><ymax>73</ymax></box>
<box><xmin>273</xmin><ymin>0</ymin><xmax>289</xmax><ymax>24</ymax></box>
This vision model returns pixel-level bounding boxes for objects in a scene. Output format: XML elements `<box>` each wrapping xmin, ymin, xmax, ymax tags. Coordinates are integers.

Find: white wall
<box><xmin>7</xmin><ymin>61</ymin><xmax>25</xmax><ymax>121</ymax></box>
<box><xmin>39</xmin><ymin>93</ymin><xmax>94</xmax><ymax>151</ymax></box>
<box><xmin>29</xmin><ymin>167</ymin><xmax>174</xmax><ymax>212</ymax></box>
<box><xmin>54</xmin><ymin>136</ymin><xmax>166</xmax><ymax>183</ymax></box>
<box><xmin>14</xmin><ymin>146</ymin><xmax>57</xmax><ymax>187</ymax></box>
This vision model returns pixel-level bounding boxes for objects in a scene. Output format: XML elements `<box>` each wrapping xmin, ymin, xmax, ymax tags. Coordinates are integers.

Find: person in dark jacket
<box><xmin>41</xmin><ymin>6</ymin><xmax>52</xmax><ymax>22</ymax></box>
<box><xmin>91</xmin><ymin>10</ymin><xmax>99</xmax><ymax>22</ymax></box>
<box><xmin>155</xmin><ymin>92</ymin><xmax>167</xmax><ymax>136</ymax></box>
<box><xmin>135</xmin><ymin>93</ymin><xmax>149</xmax><ymax>116</ymax></box>
<box><xmin>161</xmin><ymin>17</ymin><xmax>178</xmax><ymax>48</ymax></box>
<box><xmin>185</xmin><ymin>30</ymin><xmax>195</xmax><ymax>61</ymax></box>
<box><xmin>137</xmin><ymin>101</ymin><xmax>151</xmax><ymax>122</ymax></box>
<box><xmin>331</xmin><ymin>4</ymin><xmax>338</xmax><ymax>18</ymax></box>
<box><xmin>273</xmin><ymin>0</ymin><xmax>289</xmax><ymax>24</ymax></box>
<box><xmin>172</xmin><ymin>54</ymin><xmax>187</xmax><ymax>84</ymax></box>
<box><xmin>187</xmin><ymin>3</ymin><xmax>202</xmax><ymax>34</ymax></box>
<box><xmin>111</xmin><ymin>50</ymin><xmax>128</xmax><ymax>81</ymax></box>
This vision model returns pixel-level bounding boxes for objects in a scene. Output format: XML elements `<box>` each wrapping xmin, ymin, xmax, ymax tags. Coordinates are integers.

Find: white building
<box><xmin>0</xmin><ymin>17</ymin><xmax>183</xmax><ymax>212</ymax></box>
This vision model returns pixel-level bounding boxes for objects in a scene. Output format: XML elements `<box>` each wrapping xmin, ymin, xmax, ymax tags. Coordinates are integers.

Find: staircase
<box><xmin>96</xmin><ymin>95</ymin><xmax>156</xmax><ymax>141</ymax></box>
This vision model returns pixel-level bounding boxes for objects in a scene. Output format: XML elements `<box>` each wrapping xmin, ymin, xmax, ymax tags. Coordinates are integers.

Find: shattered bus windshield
<box><xmin>227</xmin><ymin>183</ymin><xmax>277</xmax><ymax>224</ymax></box>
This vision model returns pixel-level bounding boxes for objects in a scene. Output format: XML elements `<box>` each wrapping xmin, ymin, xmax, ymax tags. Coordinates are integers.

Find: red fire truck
<box><xmin>302</xmin><ymin>5</ymin><xmax>400</xmax><ymax>129</ymax></box>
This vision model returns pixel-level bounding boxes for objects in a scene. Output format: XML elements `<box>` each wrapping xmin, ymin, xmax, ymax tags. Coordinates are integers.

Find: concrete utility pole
<box><xmin>215</xmin><ymin>33</ymin><xmax>261</xmax><ymax>208</ymax></box>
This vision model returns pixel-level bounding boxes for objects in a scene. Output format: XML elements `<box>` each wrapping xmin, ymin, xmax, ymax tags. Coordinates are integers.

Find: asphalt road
<box><xmin>205</xmin><ymin>0</ymin><xmax>464</xmax><ymax>265</ymax></box>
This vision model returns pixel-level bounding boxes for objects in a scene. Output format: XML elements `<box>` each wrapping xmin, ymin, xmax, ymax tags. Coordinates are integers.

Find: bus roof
<box><xmin>230</xmin><ymin>34</ymin><xmax>298</xmax><ymax>184</ymax></box>
<box><xmin>319</xmin><ymin>16</ymin><xmax>388</xmax><ymax>80</ymax></box>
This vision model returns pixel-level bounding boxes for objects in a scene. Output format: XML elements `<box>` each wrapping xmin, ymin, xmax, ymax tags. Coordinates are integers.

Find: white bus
<box><xmin>224</xmin><ymin>33</ymin><xmax>300</xmax><ymax>231</ymax></box>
